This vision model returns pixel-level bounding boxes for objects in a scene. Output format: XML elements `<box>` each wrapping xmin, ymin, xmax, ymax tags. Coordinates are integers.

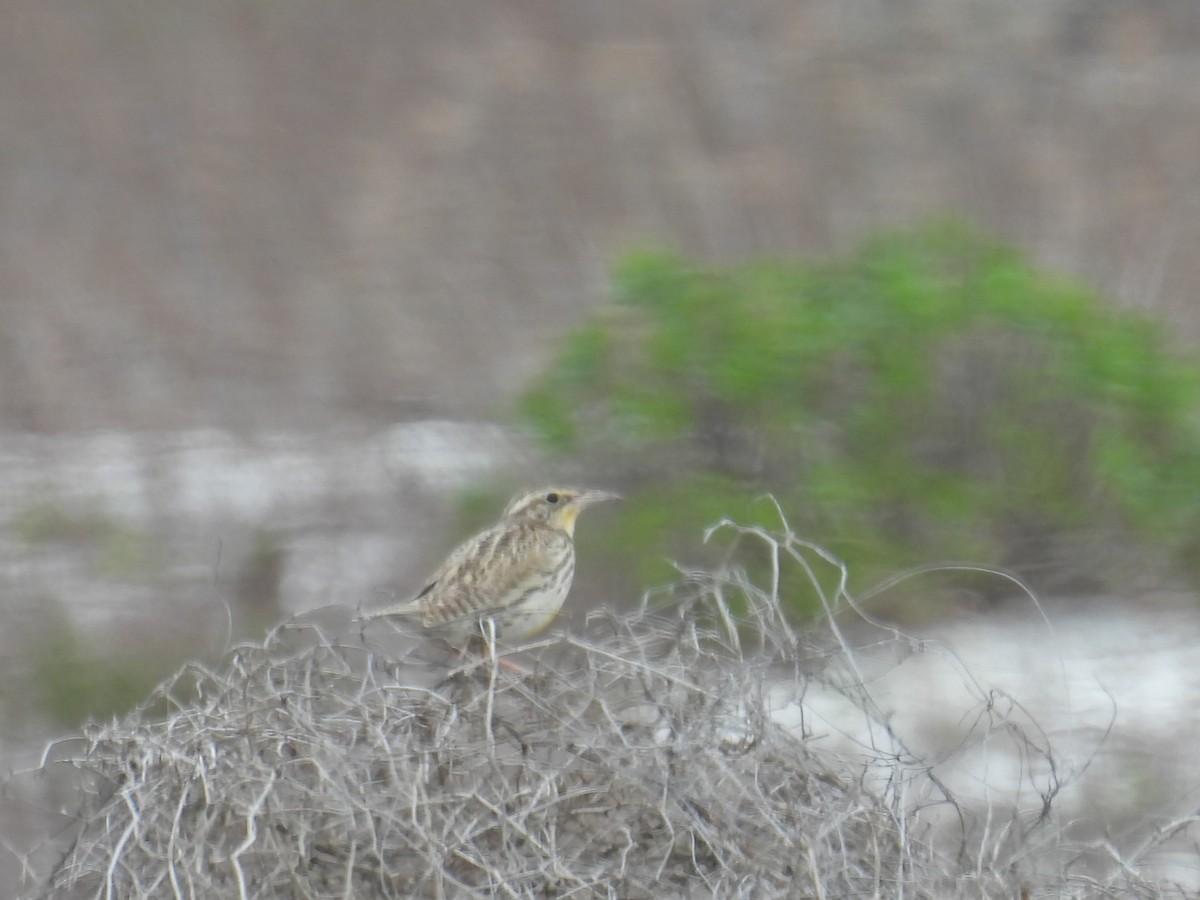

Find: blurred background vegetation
<box><xmin>518</xmin><ymin>223</ymin><xmax>1200</xmax><ymax>616</ymax></box>
<box><xmin>4</xmin><ymin>2</ymin><xmax>1200</xmax><ymax>870</ymax></box>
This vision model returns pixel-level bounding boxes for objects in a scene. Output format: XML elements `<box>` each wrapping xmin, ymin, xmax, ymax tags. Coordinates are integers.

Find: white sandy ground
<box><xmin>0</xmin><ymin>425</ymin><xmax>1198</xmax><ymax>888</ymax></box>
<box><xmin>0</xmin><ymin>423</ymin><xmax>527</xmax><ymax>638</ymax></box>
<box><xmin>778</xmin><ymin>596</ymin><xmax>1200</xmax><ymax>887</ymax></box>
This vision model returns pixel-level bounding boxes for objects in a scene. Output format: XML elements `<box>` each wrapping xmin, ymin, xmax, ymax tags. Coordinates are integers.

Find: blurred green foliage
<box><xmin>519</xmin><ymin>223</ymin><xmax>1200</xmax><ymax>613</ymax></box>
<box><xmin>11</xmin><ymin>502</ymin><xmax>119</xmax><ymax>545</ymax></box>
<box><xmin>12</xmin><ymin>501</ymin><xmax>158</xmax><ymax>579</ymax></box>
<box><xmin>30</xmin><ymin>620</ymin><xmax>169</xmax><ymax>727</ymax></box>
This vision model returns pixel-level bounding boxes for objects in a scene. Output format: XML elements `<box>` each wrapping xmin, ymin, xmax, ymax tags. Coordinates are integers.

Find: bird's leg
<box><xmin>459</xmin><ymin>619</ymin><xmax>530</xmax><ymax>675</ymax></box>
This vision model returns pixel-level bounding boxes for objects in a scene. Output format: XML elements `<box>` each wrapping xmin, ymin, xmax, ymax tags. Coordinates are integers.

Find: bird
<box><xmin>360</xmin><ymin>487</ymin><xmax>620</xmax><ymax>647</ymax></box>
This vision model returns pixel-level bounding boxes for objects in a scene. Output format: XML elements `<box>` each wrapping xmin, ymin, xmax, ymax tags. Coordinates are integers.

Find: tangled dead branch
<box><xmin>7</xmin><ymin>514</ymin><xmax>1194</xmax><ymax>898</ymax></box>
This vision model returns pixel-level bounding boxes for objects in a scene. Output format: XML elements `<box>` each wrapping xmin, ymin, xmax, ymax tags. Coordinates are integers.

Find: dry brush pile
<box><xmin>6</xmin><ymin>519</ymin><xmax>1193</xmax><ymax>898</ymax></box>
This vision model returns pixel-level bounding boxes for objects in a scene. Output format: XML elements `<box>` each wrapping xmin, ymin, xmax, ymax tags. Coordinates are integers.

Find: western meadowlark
<box><xmin>360</xmin><ymin>487</ymin><xmax>620</xmax><ymax>646</ymax></box>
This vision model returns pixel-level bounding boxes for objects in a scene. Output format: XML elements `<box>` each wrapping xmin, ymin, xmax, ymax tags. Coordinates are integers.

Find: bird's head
<box><xmin>503</xmin><ymin>487</ymin><xmax>621</xmax><ymax>536</ymax></box>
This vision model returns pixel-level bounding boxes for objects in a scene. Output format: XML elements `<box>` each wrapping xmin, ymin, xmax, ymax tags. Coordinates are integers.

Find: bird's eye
<box><xmin>545</xmin><ymin>492</ymin><xmax>560</xmax><ymax>504</ymax></box>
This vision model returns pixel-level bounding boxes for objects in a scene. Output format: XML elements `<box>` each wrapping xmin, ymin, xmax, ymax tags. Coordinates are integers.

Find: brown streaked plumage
<box><xmin>361</xmin><ymin>487</ymin><xmax>620</xmax><ymax>644</ymax></box>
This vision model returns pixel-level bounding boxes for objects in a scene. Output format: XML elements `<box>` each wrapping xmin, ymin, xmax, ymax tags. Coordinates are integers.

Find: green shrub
<box><xmin>30</xmin><ymin>621</ymin><xmax>173</xmax><ymax>727</ymax></box>
<box><xmin>519</xmin><ymin>223</ymin><xmax>1200</xmax><ymax>614</ymax></box>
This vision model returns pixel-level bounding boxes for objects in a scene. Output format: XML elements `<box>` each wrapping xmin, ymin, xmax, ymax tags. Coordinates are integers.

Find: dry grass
<box><xmin>6</xmin><ymin>513</ymin><xmax>1196</xmax><ymax>898</ymax></box>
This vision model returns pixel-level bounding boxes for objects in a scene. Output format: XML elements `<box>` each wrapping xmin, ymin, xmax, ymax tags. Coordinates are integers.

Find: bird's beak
<box><xmin>575</xmin><ymin>489</ymin><xmax>622</xmax><ymax>507</ymax></box>
<box><xmin>558</xmin><ymin>489</ymin><xmax>620</xmax><ymax>535</ymax></box>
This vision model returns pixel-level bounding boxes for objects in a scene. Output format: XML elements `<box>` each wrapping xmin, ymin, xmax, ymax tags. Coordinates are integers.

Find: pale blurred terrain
<box><xmin>3</xmin><ymin>0</ymin><xmax>1200</xmax><ymax>432</ymax></box>
<box><xmin>4</xmin><ymin>0</ymin><xmax>1200</xmax><ymax>892</ymax></box>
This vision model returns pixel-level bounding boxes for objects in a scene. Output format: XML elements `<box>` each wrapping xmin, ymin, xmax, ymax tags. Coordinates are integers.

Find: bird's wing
<box><xmin>415</xmin><ymin>524</ymin><xmax>565</xmax><ymax>629</ymax></box>
<box><xmin>360</xmin><ymin>523</ymin><xmax>508</xmax><ymax>621</ymax></box>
